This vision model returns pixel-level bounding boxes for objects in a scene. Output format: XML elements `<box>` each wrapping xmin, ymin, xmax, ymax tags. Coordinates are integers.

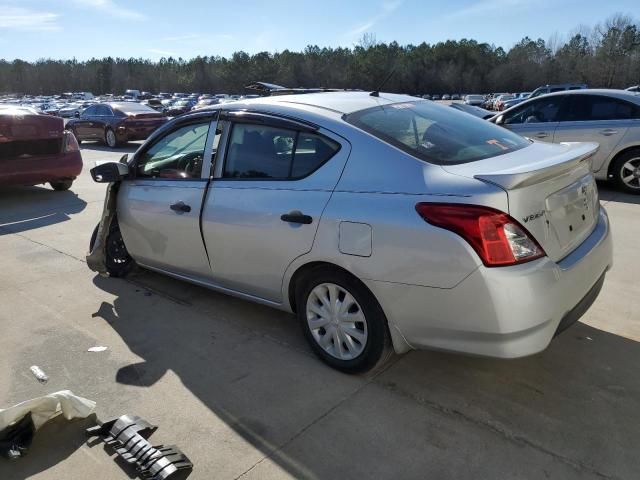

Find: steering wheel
<box><xmin>176</xmin><ymin>151</ymin><xmax>204</xmax><ymax>176</ymax></box>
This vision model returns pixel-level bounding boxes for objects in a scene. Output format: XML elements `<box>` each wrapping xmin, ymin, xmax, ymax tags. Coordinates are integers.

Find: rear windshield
<box><xmin>345</xmin><ymin>100</ymin><xmax>529</xmax><ymax>165</ymax></box>
<box><xmin>112</xmin><ymin>102</ymin><xmax>156</xmax><ymax>114</ymax></box>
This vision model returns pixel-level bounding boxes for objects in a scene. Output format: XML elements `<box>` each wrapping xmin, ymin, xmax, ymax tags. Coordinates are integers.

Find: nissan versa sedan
<box><xmin>491</xmin><ymin>89</ymin><xmax>640</xmax><ymax>193</ymax></box>
<box><xmin>66</xmin><ymin>102</ymin><xmax>168</xmax><ymax>148</ymax></box>
<box><xmin>87</xmin><ymin>92</ymin><xmax>613</xmax><ymax>372</ymax></box>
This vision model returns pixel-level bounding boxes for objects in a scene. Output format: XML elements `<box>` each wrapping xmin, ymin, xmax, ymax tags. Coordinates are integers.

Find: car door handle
<box><xmin>170</xmin><ymin>201</ymin><xmax>191</xmax><ymax>213</ymax></box>
<box><xmin>281</xmin><ymin>210</ymin><xmax>313</xmax><ymax>224</ymax></box>
<box><xmin>599</xmin><ymin>129</ymin><xmax>618</xmax><ymax>136</ymax></box>
<box><xmin>535</xmin><ymin>132</ymin><xmax>549</xmax><ymax>138</ymax></box>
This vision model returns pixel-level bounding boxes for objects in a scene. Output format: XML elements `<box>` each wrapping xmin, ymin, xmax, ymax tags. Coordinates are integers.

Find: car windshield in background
<box><xmin>345</xmin><ymin>101</ymin><xmax>529</xmax><ymax>165</ymax></box>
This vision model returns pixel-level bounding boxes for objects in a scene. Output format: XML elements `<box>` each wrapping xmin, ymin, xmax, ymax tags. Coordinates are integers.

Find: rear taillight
<box><xmin>415</xmin><ymin>203</ymin><xmax>545</xmax><ymax>267</ymax></box>
<box><xmin>63</xmin><ymin>130</ymin><xmax>80</xmax><ymax>153</ymax></box>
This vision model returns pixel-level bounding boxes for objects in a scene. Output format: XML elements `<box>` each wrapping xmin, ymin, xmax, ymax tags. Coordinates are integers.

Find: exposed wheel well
<box><xmin>288</xmin><ymin>262</ymin><xmax>362</xmax><ymax>313</ymax></box>
<box><xmin>607</xmin><ymin>145</ymin><xmax>640</xmax><ymax>179</ymax></box>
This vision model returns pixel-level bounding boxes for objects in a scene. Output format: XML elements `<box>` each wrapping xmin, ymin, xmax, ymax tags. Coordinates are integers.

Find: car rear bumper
<box><xmin>0</xmin><ymin>151</ymin><xmax>83</xmax><ymax>186</ymax></box>
<box><xmin>367</xmin><ymin>207</ymin><xmax>613</xmax><ymax>357</ymax></box>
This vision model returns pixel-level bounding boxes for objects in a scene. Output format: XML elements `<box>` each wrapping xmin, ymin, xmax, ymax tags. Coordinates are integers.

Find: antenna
<box><xmin>370</xmin><ymin>67</ymin><xmax>396</xmax><ymax>97</ymax></box>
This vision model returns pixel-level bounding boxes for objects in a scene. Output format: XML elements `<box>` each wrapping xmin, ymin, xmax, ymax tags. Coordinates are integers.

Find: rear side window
<box><xmin>223</xmin><ymin>123</ymin><xmax>339</xmax><ymax>179</ymax></box>
<box><xmin>346</xmin><ymin>101</ymin><xmax>529</xmax><ymax>165</ymax></box>
<box><xmin>561</xmin><ymin>95</ymin><xmax>640</xmax><ymax>121</ymax></box>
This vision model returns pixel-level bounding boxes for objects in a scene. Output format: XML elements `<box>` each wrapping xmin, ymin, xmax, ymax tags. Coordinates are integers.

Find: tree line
<box><xmin>1</xmin><ymin>14</ymin><xmax>638</xmax><ymax>96</ymax></box>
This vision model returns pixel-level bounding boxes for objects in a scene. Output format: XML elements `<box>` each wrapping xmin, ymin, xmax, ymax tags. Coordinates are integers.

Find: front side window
<box><xmin>346</xmin><ymin>101</ymin><xmax>528</xmax><ymax>165</ymax></box>
<box><xmin>96</xmin><ymin>105</ymin><xmax>112</xmax><ymax>116</ymax></box>
<box><xmin>223</xmin><ymin>123</ymin><xmax>339</xmax><ymax>179</ymax></box>
<box><xmin>503</xmin><ymin>96</ymin><xmax>565</xmax><ymax>125</ymax></box>
<box><xmin>82</xmin><ymin>105</ymin><xmax>98</xmax><ymax>117</ymax></box>
<box><xmin>136</xmin><ymin>122</ymin><xmax>210</xmax><ymax>179</ymax></box>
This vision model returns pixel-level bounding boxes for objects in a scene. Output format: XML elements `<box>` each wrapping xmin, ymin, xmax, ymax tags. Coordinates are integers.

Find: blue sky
<box><xmin>0</xmin><ymin>0</ymin><xmax>636</xmax><ymax>61</ymax></box>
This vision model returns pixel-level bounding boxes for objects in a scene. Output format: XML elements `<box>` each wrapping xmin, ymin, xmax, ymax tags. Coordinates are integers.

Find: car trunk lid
<box><xmin>0</xmin><ymin>110</ymin><xmax>64</xmax><ymax>158</ymax></box>
<box><xmin>442</xmin><ymin>141</ymin><xmax>600</xmax><ymax>262</ymax></box>
<box><xmin>0</xmin><ymin>110</ymin><xmax>63</xmax><ymax>143</ymax></box>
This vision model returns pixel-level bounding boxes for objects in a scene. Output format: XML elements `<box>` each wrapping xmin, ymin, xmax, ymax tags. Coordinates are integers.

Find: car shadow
<box><xmin>0</xmin><ymin>186</ymin><xmax>87</xmax><ymax>235</ymax></box>
<box><xmin>89</xmin><ymin>270</ymin><xmax>640</xmax><ymax>479</ymax></box>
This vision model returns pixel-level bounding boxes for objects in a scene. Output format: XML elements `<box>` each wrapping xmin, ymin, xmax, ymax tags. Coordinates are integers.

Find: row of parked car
<box><xmin>0</xmin><ymin>90</ymin><xmax>259</xmax><ymax>120</ymax></box>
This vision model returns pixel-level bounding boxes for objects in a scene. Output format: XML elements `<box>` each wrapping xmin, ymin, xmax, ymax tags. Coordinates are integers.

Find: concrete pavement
<box><xmin>0</xmin><ymin>141</ymin><xmax>638</xmax><ymax>480</ymax></box>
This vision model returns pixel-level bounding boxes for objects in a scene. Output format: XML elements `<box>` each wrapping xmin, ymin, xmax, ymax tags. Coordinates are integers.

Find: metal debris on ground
<box><xmin>86</xmin><ymin>414</ymin><xmax>192</xmax><ymax>480</ymax></box>
<box><xmin>29</xmin><ymin>366</ymin><xmax>48</xmax><ymax>384</ymax></box>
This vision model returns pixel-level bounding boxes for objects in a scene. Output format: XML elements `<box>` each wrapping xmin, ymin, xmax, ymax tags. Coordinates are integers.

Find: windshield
<box><xmin>345</xmin><ymin>100</ymin><xmax>529</xmax><ymax>165</ymax></box>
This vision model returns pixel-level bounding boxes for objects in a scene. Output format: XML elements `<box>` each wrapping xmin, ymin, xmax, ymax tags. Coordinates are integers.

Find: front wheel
<box><xmin>89</xmin><ymin>222</ymin><xmax>134</xmax><ymax>277</ymax></box>
<box><xmin>50</xmin><ymin>180</ymin><xmax>73</xmax><ymax>191</ymax></box>
<box><xmin>296</xmin><ymin>267</ymin><xmax>390</xmax><ymax>373</ymax></box>
<box><xmin>611</xmin><ymin>150</ymin><xmax>640</xmax><ymax>194</ymax></box>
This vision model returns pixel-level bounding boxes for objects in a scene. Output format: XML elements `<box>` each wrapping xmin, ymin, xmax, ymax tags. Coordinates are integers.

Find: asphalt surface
<box><xmin>0</xmin><ymin>140</ymin><xmax>638</xmax><ymax>480</ymax></box>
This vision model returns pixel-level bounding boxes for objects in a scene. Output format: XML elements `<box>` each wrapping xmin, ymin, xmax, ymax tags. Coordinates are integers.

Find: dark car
<box><xmin>141</xmin><ymin>98</ymin><xmax>164</xmax><ymax>111</ymax></box>
<box><xmin>164</xmin><ymin>99</ymin><xmax>196</xmax><ymax>117</ymax></box>
<box><xmin>0</xmin><ymin>106</ymin><xmax>82</xmax><ymax>190</ymax></box>
<box><xmin>66</xmin><ymin>102</ymin><xmax>168</xmax><ymax>148</ymax></box>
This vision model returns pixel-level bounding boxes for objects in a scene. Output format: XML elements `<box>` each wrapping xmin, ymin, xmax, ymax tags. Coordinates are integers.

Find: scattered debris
<box><xmin>0</xmin><ymin>391</ymin><xmax>96</xmax><ymax>459</ymax></box>
<box><xmin>87</xmin><ymin>346</ymin><xmax>108</xmax><ymax>352</ymax></box>
<box><xmin>87</xmin><ymin>414</ymin><xmax>192</xmax><ymax>480</ymax></box>
<box><xmin>29</xmin><ymin>366</ymin><xmax>48</xmax><ymax>384</ymax></box>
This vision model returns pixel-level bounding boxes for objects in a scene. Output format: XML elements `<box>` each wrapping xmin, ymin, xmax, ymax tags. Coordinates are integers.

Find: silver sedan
<box><xmin>87</xmin><ymin>92</ymin><xmax>613</xmax><ymax>372</ymax></box>
<box><xmin>492</xmin><ymin>89</ymin><xmax>640</xmax><ymax>193</ymax></box>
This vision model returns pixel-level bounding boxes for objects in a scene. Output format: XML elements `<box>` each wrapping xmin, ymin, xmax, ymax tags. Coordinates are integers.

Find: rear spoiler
<box><xmin>474</xmin><ymin>142</ymin><xmax>599</xmax><ymax>190</ymax></box>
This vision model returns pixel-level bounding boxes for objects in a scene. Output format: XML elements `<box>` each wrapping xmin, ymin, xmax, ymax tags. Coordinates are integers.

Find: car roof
<box><xmin>540</xmin><ymin>89</ymin><xmax>640</xmax><ymax>103</ymax></box>
<box><xmin>206</xmin><ymin>91</ymin><xmax>420</xmax><ymax>115</ymax></box>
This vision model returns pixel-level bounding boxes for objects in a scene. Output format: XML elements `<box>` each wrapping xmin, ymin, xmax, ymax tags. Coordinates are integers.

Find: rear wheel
<box><xmin>296</xmin><ymin>266</ymin><xmax>390</xmax><ymax>373</ymax></box>
<box><xmin>50</xmin><ymin>180</ymin><xmax>73</xmax><ymax>191</ymax></box>
<box><xmin>105</xmin><ymin>128</ymin><xmax>118</xmax><ymax>148</ymax></box>
<box><xmin>611</xmin><ymin>149</ymin><xmax>640</xmax><ymax>194</ymax></box>
<box><xmin>89</xmin><ymin>222</ymin><xmax>134</xmax><ymax>277</ymax></box>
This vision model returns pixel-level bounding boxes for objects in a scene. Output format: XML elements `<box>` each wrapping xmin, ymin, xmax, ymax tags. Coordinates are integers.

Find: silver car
<box><xmin>492</xmin><ymin>89</ymin><xmax>640</xmax><ymax>193</ymax></box>
<box><xmin>88</xmin><ymin>92</ymin><xmax>613</xmax><ymax>372</ymax></box>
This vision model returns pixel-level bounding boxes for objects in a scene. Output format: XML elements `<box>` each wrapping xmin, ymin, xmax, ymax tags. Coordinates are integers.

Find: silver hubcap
<box><xmin>306</xmin><ymin>283</ymin><xmax>368</xmax><ymax>361</ymax></box>
<box><xmin>620</xmin><ymin>157</ymin><xmax>640</xmax><ymax>189</ymax></box>
<box><xmin>106</xmin><ymin>130</ymin><xmax>116</xmax><ymax>147</ymax></box>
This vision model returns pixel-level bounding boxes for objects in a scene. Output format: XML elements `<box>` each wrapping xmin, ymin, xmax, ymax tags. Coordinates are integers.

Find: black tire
<box><xmin>296</xmin><ymin>266</ymin><xmax>390</xmax><ymax>373</ymax></box>
<box><xmin>89</xmin><ymin>222</ymin><xmax>134</xmax><ymax>278</ymax></box>
<box><xmin>50</xmin><ymin>180</ymin><xmax>73</xmax><ymax>191</ymax></box>
<box><xmin>105</xmin><ymin>128</ymin><xmax>119</xmax><ymax>148</ymax></box>
<box><xmin>610</xmin><ymin>149</ymin><xmax>640</xmax><ymax>194</ymax></box>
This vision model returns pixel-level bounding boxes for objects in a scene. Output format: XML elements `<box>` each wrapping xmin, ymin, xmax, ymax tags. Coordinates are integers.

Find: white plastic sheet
<box><xmin>0</xmin><ymin>390</ymin><xmax>96</xmax><ymax>430</ymax></box>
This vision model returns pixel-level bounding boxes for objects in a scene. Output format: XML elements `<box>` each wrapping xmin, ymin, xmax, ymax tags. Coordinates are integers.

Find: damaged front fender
<box><xmin>86</xmin><ymin>181</ymin><xmax>120</xmax><ymax>275</ymax></box>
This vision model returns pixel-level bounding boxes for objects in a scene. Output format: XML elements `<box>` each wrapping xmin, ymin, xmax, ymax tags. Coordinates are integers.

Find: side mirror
<box><xmin>495</xmin><ymin>115</ymin><xmax>505</xmax><ymax>125</ymax></box>
<box><xmin>119</xmin><ymin>153</ymin><xmax>129</xmax><ymax>164</ymax></box>
<box><xmin>74</xmin><ymin>111</ymin><xmax>80</xmax><ymax>118</ymax></box>
<box><xmin>90</xmin><ymin>161</ymin><xmax>129</xmax><ymax>183</ymax></box>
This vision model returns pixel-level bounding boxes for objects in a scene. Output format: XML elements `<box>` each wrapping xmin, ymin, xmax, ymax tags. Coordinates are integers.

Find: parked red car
<box><xmin>66</xmin><ymin>102</ymin><xmax>168</xmax><ymax>148</ymax></box>
<box><xmin>0</xmin><ymin>107</ymin><xmax>82</xmax><ymax>190</ymax></box>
